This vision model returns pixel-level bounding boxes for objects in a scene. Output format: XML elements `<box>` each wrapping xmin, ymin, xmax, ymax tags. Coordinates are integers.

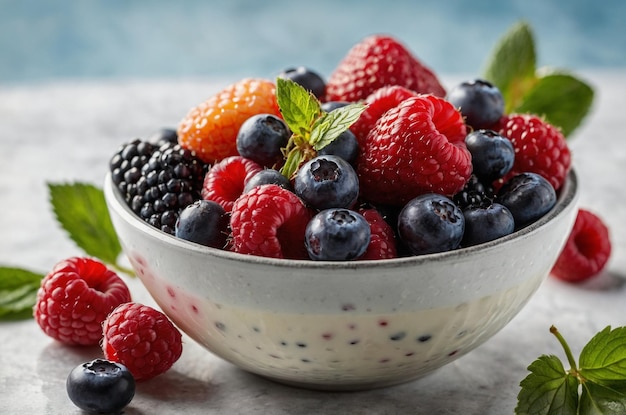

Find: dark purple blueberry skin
<box><xmin>66</xmin><ymin>359</ymin><xmax>135</xmax><ymax>414</ymax></box>
<box><xmin>305</xmin><ymin>209</ymin><xmax>371</xmax><ymax>261</ymax></box>
<box><xmin>497</xmin><ymin>172</ymin><xmax>557</xmax><ymax>228</ymax></box>
<box><xmin>243</xmin><ymin>169</ymin><xmax>293</xmax><ymax>193</ymax></box>
<box><xmin>148</xmin><ymin>127</ymin><xmax>178</xmax><ymax>146</ymax></box>
<box><xmin>294</xmin><ymin>155</ymin><xmax>359</xmax><ymax>210</ymax></box>
<box><xmin>278</xmin><ymin>66</ymin><xmax>326</xmax><ymax>99</ymax></box>
<box><xmin>398</xmin><ymin>194</ymin><xmax>465</xmax><ymax>255</ymax></box>
<box><xmin>317</xmin><ymin>129</ymin><xmax>359</xmax><ymax>165</ymax></box>
<box><xmin>461</xmin><ymin>203</ymin><xmax>515</xmax><ymax>246</ymax></box>
<box><xmin>465</xmin><ymin>129</ymin><xmax>515</xmax><ymax>181</ymax></box>
<box><xmin>175</xmin><ymin>199</ymin><xmax>229</xmax><ymax>248</ymax></box>
<box><xmin>321</xmin><ymin>101</ymin><xmax>350</xmax><ymax>112</ymax></box>
<box><xmin>446</xmin><ymin>79</ymin><xmax>504</xmax><ymax>130</ymax></box>
<box><xmin>236</xmin><ymin>114</ymin><xmax>290</xmax><ymax>167</ymax></box>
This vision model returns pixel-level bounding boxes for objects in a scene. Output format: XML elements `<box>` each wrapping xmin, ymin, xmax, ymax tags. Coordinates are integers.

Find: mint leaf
<box><xmin>579</xmin><ymin>326</ymin><xmax>626</xmax><ymax>389</ymax></box>
<box><xmin>48</xmin><ymin>182</ymin><xmax>122</xmax><ymax>268</ymax></box>
<box><xmin>513</xmin><ymin>70</ymin><xmax>594</xmax><ymax>137</ymax></box>
<box><xmin>310</xmin><ymin>103</ymin><xmax>366</xmax><ymax>150</ymax></box>
<box><xmin>276</xmin><ymin>77</ymin><xmax>321</xmax><ymax>137</ymax></box>
<box><xmin>483</xmin><ymin>21</ymin><xmax>537</xmax><ymax>112</ymax></box>
<box><xmin>580</xmin><ymin>381</ymin><xmax>626</xmax><ymax>414</ymax></box>
<box><xmin>0</xmin><ymin>267</ymin><xmax>43</xmax><ymax>320</ymax></box>
<box><xmin>516</xmin><ymin>354</ymin><xmax>579</xmax><ymax>415</ymax></box>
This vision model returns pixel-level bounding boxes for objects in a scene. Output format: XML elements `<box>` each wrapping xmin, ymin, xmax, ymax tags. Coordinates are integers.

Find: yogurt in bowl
<box><xmin>104</xmin><ymin>169</ymin><xmax>578</xmax><ymax>390</ymax></box>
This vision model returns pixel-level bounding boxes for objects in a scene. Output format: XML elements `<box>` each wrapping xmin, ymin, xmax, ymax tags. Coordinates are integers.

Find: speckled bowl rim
<box><xmin>104</xmin><ymin>169</ymin><xmax>578</xmax><ymax>271</ymax></box>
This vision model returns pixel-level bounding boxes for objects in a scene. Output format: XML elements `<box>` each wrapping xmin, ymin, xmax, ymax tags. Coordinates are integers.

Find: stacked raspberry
<box><xmin>108</xmin><ymin>34</ymin><xmax>609</xmax><ymax>278</ymax></box>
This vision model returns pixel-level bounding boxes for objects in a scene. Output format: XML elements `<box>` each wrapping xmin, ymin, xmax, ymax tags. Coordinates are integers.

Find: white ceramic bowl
<box><xmin>104</xmin><ymin>170</ymin><xmax>579</xmax><ymax>390</ymax></box>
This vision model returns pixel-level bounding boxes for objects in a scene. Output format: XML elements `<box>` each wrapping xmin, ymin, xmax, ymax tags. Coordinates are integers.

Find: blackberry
<box><xmin>453</xmin><ymin>174</ymin><xmax>495</xmax><ymax>209</ymax></box>
<box><xmin>133</xmin><ymin>143</ymin><xmax>207</xmax><ymax>234</ymax></box>
<box><xmin>109</xmin><ymin>139</ymin><xmax>157</xmax><ymax>204</ymax></box>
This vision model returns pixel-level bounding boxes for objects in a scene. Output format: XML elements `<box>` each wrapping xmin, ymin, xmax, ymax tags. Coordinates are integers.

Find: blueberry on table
<box><xmin>446</xmin><ymin>79</ymin><xmax>504</xmax><ymax>130</ymax></box>
<box><xmin>461</xmin><ymin>203</ymin><xmax>515</xmax><ymax>246</ymax></box>
<box><xmin>398</xmin><ymin>194</ymin><xmax>465</xmax><ymax>255</ymax></box>
<box><xmin>66</xmin><ymin>358</ymin><xmax>135</xmax><ymax>414</ymax></box>
<box><xmin>278</xmin><ymin>66</ymin><xmax>326</xmax><ymax>99</ymax></box>
<box><xmin>317</xmin><ymin>129</ymin><xmax>359</xmax><ymax>165</ymax></box>
<box><xmin>305</xmin><ymin>209</ymin><xmax>371</xmax><ymax>261</ymax></box>
<box><xmin>236</xmin><ymin>114</ymin><xmax>291</xmax><ymax>167</ymax></box>
<box><xmin>497</xmin><ymin>172</ymin><xmax>557</xmax><ymax>228</ymax></box>
<box><xmin>294</xmin><ymin>155</ymin><xmax>359</xmax><ymax>210</ymax></box>
<box><xmin>175</xmin><ymin>199</ymin><xmax>229</xmax><ymax>248</ymax></box>
<box><xmin>464</xmin><ymin>129</ymin><xmax>515</xmax><ymax>181</ymax></box>
<box><xmin>243</xmin><ymin>168</ymin><xmax>293</xmax><ymax>193</ymax></box>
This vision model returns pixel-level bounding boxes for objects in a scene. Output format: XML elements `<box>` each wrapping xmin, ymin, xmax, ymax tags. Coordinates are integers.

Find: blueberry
<box><xmin>397</xmin><ymin>194</ymin><xmax>465</xmax><ymax>255</ymax></box>
<box><xmin>278</xmin><ymin>66</ymin><xmax>326</xmax><ymax>99</ymax></box>
<box><xmin>148</xmin><ymin>127</ymin><xmax>178</xmax><ymax>146</ymax></box>
<box><xmin>294</xmin><ymin>155</ymin><xmax>359</xmax><ymax>210</ymax></box>
<box><xmin>446</xmin><ymin>79</ymin><xmax>504</xmax><ymax>130</ymax></box>
<box><xmin>305</xmin><ymin>209</ymin><xmax>371</xmax><ymax>261</ymax></box>
<box><xmin>317</xmin><ymin>129</ymin><xmax>359</xmax><ymax>164</ymax></box>
<box><xmin>243</xmin><ymin>169</ymin><xmax>293</xmax><ymax>193</ymax></box>
<box><xmin>461</xmin><ymin>203</ymin><xmax>515</xmax><ymax>246</ymax></box>
<box><xmin>175</xmin><ymin>199</ymin><xmax>229</xmax><ymax>248</ymax></box>
<box><xmin>497</xmin><ymin>172</ymin><xmax>557</xmax><ymax>228</ymax></box>
<box><xmin>66</xmin><ymin>358</ymin><xmax>135</xmax><ymax>414</ymax></box>
<box><xmin>465</xmin><ymin>129</ymin><xmax>514</xmax><ymax>181</ymax></box>
<box><xmin>236</xmin><ymin>114</ymin><xmax>290</xmax><ymax>167</ymax></box>
<box><xmin>321</xmin><ymin>101</ymin><xmax>350</xmax><ymax>112</ymax></box>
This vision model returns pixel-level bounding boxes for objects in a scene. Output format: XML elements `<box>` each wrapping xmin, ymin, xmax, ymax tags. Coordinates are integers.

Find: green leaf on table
<box><xmin>513</xmin><ymin>70</ymin><xmax>595</xmax><ymax>137</ymax></box>
<box><xmin>579</xmin><ymin>381</ymin><xmax>626</xmax><ymax>415</ymax></box>
<box><xmin>0</xmin><ymin>267</ymin><xmax>43</xmax><ymax>320</ymax></box>
<box><xmin>310</xmin><ymin>103</ymin><xmax>366</xmax><ymax>150</ymax></box>
<box><xmin>48</xmin><ymin>182</ymin><xmax>122</xmax><ymax>267</ymax></box>
<box><xmin>579</xmin><ymin>326</ymin><xmax>626</xmax><ymax>389</ymax></box>
<box><xmin>483</xmin><ymin>21</ymin><xmax>537</xmax><ymax>112</ymax></box>
<box><xmin>276</xmin><ymin>77</ymin><xmax>322</xmax><ymax>137</ymax></box>
<box><xmin>516</xmin><ymin>354</ymin><xmax>579</xmax><ymax>415</ymax></box>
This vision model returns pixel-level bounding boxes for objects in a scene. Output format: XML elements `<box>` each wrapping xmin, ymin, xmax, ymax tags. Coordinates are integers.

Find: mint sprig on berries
<box><xmin>483</xmin><ymin>21</ymin><xmax>594</xmax><ymax>137</ymax></box>
<box><xmin>276</xmin><ymin>77</ymin><xmax>366</xmax><ymax>178</ymax></box>
<box><xmin>516</xmin><ymin>326</ymin><xmax>626</xmax><ymax>414</ymax></box>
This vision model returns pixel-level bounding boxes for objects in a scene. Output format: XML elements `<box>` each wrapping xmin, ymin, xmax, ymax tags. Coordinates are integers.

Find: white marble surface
<box><xmin>1</xmin><ymin>72</ymin><xmax>625</xmax><ymax>414</ymax></box>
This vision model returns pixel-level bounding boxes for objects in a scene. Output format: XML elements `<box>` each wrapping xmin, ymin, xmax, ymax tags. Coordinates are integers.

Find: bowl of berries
<box><xmin>105</xmin><ymin>34</ymin><xmax>580</xmax><ymax>390</ymax></box>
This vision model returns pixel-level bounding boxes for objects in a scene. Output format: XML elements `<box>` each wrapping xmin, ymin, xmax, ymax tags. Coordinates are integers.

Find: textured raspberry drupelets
<box><xmin>201</xmin><ymin>156</ymin><xmax>263</xmax><ymax>213</ymax></box>
<box><xmin>357</xmin><ymin>207</ymin><xmax>397</xmax><ymax>260</ymax></box>
<box><xmin>230</xmin><ymin>184</ymin><xmax>313</xmax><ymax>259</ymax></box>
<box><xmin>357</xmin><ymin>94</ymin><xmax>472</xmax><ymax>206</ymax></box>
<box><xmin>350</xmin><ymin>85</ymin><xmax>418</xmax><ymax>147</ymax></box>
<box><xmin>497</xmin><ymin>114</ymin><xmax>571</xmax><ymax>191</ymax></box>
<box><xmin>177</xmin><ymin>78</ymin><xmax>281</xmax><ymax>164</ymax></box>
<box><xmin>33</xmin><ymin>257</ymin><xmax>131</xmax><ymax>346</ymax></box>
<box><xmin>551</xmin><ymin>209</ymin><xmax>611</xmax><ymax>282</ymax></box>
<box><xmin>325</xmin><ymin>35</ymin><xmax>446</xmax><ymax>103</ymax></box>
<box><xmin>102</xmin><ymin>302</ymin><xmax>183</xmax><ymax>381</ymax></box>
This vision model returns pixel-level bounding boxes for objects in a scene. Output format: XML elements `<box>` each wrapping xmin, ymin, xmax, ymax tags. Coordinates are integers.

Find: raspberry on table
<box><xmin>102</xmin><ymin>302</ymin><xmax>183</xmax><ymax>381</ymax></box>
<box><xmin>177</xmin><ymin>78</ymin><xmax>281</xmax><ymax>164</ymax></box>
<box><xmin>201</xmin><ymin>156</ymin><xmax>263</xmax><ymax>213</ymax></box>
<box><xmin>551</xmin><ymin>209</ymin><xmax>611</xmax><ymax>282</ymax></box>
<box><xmin>230</xmin><ymin>184</ymin><xmax>313</xmax><ymax>259</ymax></box>
<box><xmin>325</xmin><ymin>34</ymin><xmax>446</xmax><ymax>103</ymax></box>
<box><xmin>497</xmin><ymin>114</ymin><xmax>571</xmax><ymax>191</ymax></box>
<box><xmin>33</xmin><ymin>257</ymin><xmax>132</xmax><ymax>346</ymax></box>
<box><xmin>357</xmin><ymin>94</ymin><xmax>472</xmax><ymax>206</ymax></box>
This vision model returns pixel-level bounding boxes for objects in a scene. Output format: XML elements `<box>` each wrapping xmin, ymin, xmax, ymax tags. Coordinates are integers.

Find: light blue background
<box><xmin>1</xmin><ymin>0</ymin><xmax>624</xmax><ymax>84</ymax></box>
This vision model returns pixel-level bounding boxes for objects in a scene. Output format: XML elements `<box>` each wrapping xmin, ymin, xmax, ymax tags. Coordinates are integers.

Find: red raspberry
<box><xmin>350</xmin><ymin>85</ymin><xmax>418</xmax><ymax>147</ymax></box>
<box><xmin>325</xmin><ymin>35</ymin><xmax>446</xmax><ymax>103</ymax></box>
<box><xmin>551</xmin><ymin>209</ymin><xmax>611</xmax><ymax>282</ymax></box>
<box><xmin>357</xmin><ymin>208</ymin><xmax>397</xmax><ymax>260</ymax></box>
<box><xmin>201</xmin><ymin>156</ymin><xmax>263</xmax><ymax>213</ymax></box>
<box><xmin>357</xmin><ymin>94</ymin><xmax>472</xmax><ymax>206</ymax></box>
<box><xmin>102</xmin><ymin>302</ymin><xmax>183</xmax><ymax>381</ymax></box>
<box><xmin>498</xmin><ymin>114</ymin><xmax>571</xmax><ymax>191</ymax></box>
<box><xmin>33</xmin><ymin>257</ymin><xmax>131</xmax><ymax>346</ymax></box>
<box><xmin>177</xmin><ymin>78</ymin><xmax>281</xmax><ymax>164</ymax></box>
<box><xmin>230</xmin><ymin>184</ymin><xmax>312</xmax><ymax>259</ymax></box>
